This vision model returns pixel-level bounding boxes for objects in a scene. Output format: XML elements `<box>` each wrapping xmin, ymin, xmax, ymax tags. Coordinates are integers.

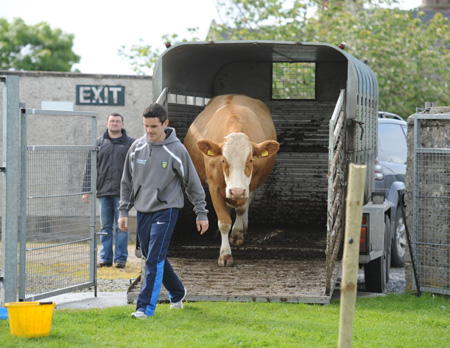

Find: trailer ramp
<box><xmin>128</xmin><ymin>243</ymin><xmax>341</xmax><ymax>305</ymax></box>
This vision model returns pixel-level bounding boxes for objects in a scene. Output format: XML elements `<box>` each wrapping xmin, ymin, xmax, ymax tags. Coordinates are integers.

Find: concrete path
<box><xmin>47</xmin><ymin>291</ymin><xmax>128</xmax><ymax>310</ymax></box>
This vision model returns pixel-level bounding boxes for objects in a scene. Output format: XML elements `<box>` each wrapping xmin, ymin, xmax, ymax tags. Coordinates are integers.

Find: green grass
<box><xmin>1</xmin><ymin>292</ymin><xmax>449</xmax><ymax>347</ymax></box>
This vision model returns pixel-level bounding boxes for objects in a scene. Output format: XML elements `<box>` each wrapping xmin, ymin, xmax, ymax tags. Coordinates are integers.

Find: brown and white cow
<box><xmin>184</xmin><ymin>94</ymin><xmax>279</xmax><ymax>266</ymax></box>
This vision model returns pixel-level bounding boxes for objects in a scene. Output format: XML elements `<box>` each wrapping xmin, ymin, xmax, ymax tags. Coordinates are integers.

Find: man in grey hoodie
<box><xmin>118</xmin><ymin>103</ymin><xmax>209</xmax><ymax>319</ymax></box>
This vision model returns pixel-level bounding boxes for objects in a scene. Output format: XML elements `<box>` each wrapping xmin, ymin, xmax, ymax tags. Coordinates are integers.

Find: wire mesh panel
<box><xmin>272</xmin><ymin>62</ymin><xmax>316</xmax><ymax>100</ymax></box>
<box><xmin>19</xmin><ymin>109</ymin><xmax>97</xmax><ymax>301</ymax></box>
<box><xmin>24</xmin><ymin>149</ymin><xmax>93</xmax><ymax>298</ymax></box>
<box><xmin>414</xmin><ymin>115</ymin><xmax>450</xmax><ymax>295</ymax></box>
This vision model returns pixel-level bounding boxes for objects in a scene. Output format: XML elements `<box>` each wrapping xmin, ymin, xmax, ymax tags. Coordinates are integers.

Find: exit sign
<box><xmin>76</xmin><ymin>85</ymin><xmax>125</xmax><ymax>105</ymax></box>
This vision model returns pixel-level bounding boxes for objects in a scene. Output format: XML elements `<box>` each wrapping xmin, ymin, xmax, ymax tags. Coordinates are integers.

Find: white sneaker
<box><xmin>131</xmin><ymin>310</ymin><xmax>149</xmax><ymax>319</ymax></box>
<box><xmin>170</xmin><ymin>288</ymin><xmax>187</xmax><ymax>309</ymax></box>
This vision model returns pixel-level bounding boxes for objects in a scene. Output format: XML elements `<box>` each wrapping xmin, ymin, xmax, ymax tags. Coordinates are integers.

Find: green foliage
<box><xmin>118</xmin><ymin>28</ymin><xmax>203</xmax><ymax>75</ymax></box>
<box><xmin>211</xmin><ymin>0</ymin><xmax>309</xmax><ymax>41</ymax></box>
<box><xmin>272</xmin><ymin>62</ymin><xmax>316</xmax><ymax>99</ymax></box>
<box><xmin>123</xmin><ymin>0</ymin><xmax>450</xmax><ymax>117</ymax></box>
<box><xmin>0</xmin><ymin>18</ymin><xmax>80</xmax><ymax>72</ymax></box>
<box><xmin>0</xmin><ymin>292</ymin><xmax>449</xmax><ymax>347</ymax></box>
<box><xmin>208</xmin><ymin>0</ymin><xmax>450</xmax><ymax>116</ymax></box>
<box><xmin>303</xmin><ymin>3</ymin><xmax>450</xmax><ymax>116</ymax></box>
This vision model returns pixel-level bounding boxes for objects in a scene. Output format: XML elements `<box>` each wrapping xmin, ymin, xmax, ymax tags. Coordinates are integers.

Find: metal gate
<box><xmin>326</xmin><ymin>89</ymin><xmax>346</xmax><ymax>294</ymax></box>
<box><xmin>18</xmin><ymin>108</ymin><xmax>98</xmax><ymax>301</ymax></box>
<box><xmin>2</xmin><ymin>75</ymin><xmax>98</xmax><ymax>304</ymax></box>
<box><xmin>413</xmin><ymin>113</ymin><xmax>450</xmax><ymax>295</ymax></box>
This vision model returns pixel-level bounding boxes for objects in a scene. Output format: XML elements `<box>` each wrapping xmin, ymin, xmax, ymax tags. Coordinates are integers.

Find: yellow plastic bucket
<box><xmin>5</xmin><ymin>302</ymin><xmax>55</xmax><ymax>338</ymax></box>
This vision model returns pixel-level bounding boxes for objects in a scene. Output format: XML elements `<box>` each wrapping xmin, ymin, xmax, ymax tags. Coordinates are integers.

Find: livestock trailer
<box><xmin>129</xmin><ymin>41</ymin><xmax>390</xmax><ymax>304</ymax></box>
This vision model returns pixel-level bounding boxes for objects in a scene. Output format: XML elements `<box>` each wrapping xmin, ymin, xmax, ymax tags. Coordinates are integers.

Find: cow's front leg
<box><xmin>218</xmin><ymin>220</ymin><xmax>233</xmax><ymax>267</ymax></box>
<box><xmin>230</xmin><ymin>192</ymin><xmax>253</xmax><ymax>246</ymax></box>
<box><xmin>230</xmin><ymin>204</ymin><xmax>248</xmax><ymax>246</ymax></box>
<box><xmin>210</xmin><ymin>186</ymin><xmax>234</xmax><ymax>267</ymax></box>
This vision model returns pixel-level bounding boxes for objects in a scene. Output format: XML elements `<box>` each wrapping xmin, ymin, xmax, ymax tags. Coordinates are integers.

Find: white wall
<box><xmin>0</xmin><ymin>71</ymin><xmax>154</xmax><ymax>235</ymax></box>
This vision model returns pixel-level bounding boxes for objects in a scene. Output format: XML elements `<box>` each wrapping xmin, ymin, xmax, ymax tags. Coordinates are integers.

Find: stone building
<box><xmin>1</xmin><ymin>71</ymin><xmax>153</xmax><ymax>238</ymax></box>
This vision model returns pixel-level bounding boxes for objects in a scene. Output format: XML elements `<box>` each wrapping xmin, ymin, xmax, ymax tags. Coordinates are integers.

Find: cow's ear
<box><xmin>198</xmin><ymin>140</ymin><xmax>222</xmax><ymax>157</ymax></box>
<box><xmin>253</xmin><ymin>140</ymin><xmax>280</xmax><ymax>158</ymax></box>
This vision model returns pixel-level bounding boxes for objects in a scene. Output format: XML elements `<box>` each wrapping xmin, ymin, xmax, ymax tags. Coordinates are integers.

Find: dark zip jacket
<box><xmin>82</xmin><ymin>128</ymin><xmax>135</xmax><ymax>197</ymax></box>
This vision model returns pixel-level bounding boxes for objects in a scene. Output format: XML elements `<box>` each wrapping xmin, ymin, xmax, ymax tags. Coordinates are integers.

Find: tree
<box><xmin>118</xmin><ymin>29</ymin><xmax>202</xmax><ymax>75</ymax></box>
<box><xmin>302</xmin><ymin>1</ymin><xmax>450</xmax><ymax>116</ymax></box>
<box><xmin>122</xmin><ymin>0</ymin><xmax>450</xmax><ymax>116</ymax></box>
<box><xmin>211</xmin><ymin>0</ymin><xmax>309</xmax><ymax>41</ymax></box>
<box><xmin>0</xmin><ymin>18</ymin><xmax>80</xmax><ymax>72</ymax></box>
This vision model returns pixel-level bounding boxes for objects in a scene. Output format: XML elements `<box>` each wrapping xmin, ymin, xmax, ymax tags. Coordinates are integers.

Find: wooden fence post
<box><xmin>338</xmin><ymin>163</ymin><xmax>367</xmax><ymax>348</ymax></box>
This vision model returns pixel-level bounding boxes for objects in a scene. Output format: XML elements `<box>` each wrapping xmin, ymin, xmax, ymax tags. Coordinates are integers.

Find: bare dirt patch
<box><xmin>96</xmin><ymin>245</ymin><xmax>141</xmax><ymax>280</ymax></box>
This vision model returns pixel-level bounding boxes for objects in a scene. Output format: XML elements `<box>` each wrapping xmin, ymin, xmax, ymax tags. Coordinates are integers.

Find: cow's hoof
<box><xmin>218</xmin><ymin>255</ymin><xmax>234</xmax><ymax>267</ymax></box>
<box><xmin>229</xmin><ymin>233</ymin><xmax>244</xmax><ymax>246</ymax></box>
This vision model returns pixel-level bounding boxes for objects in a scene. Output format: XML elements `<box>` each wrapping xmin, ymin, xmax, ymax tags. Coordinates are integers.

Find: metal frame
<box><xmin>326</xmin><ymin>89</ymin><xmax>346</xmax><ymax>294</ymax></box>
<box><xmin>1</xmin><ymin>76</ymin><xmax>98</xmax><ymax>304</ymax></box>
<box><xmin>1</xmin><ymin>75</ymin><xmax>20</xmax><ymax>305</ymax></box>
<box><xmin>19</xmin><ymin>108</ymin><xmax>98</xmax><ymax>301</ymax></box>
<box><xmin>413</xmin><ymin>113</ymin><xmax>450</xmax><ymax>295</ymax></box>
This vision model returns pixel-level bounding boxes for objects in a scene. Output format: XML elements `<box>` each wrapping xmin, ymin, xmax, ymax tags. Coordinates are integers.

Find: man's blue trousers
<box><xmin>136</xmin><ymin>208</ymin><xmax>185</xmax><ymax>316</ymax></box>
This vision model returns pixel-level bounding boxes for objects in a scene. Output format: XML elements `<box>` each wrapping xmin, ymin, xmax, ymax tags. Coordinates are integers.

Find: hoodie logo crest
<box><xmin>161</xmin><ymin>161</ymin><xmax>168</xmax><ymax>169</ymax></box>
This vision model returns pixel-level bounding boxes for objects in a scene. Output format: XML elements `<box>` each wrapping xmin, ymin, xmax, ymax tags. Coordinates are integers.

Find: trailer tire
<box><xmin>391</xmin><ymin>205</ymin><xmax>406</xmax><ymax>267</ymax></box>
<box><xmin>364</xmin><ymin>215</ymin><xmax>390</xmax><ymax>293</ymax></box>
<box><xmin>385</xmin><ymin>215</ymin><xmax>391</xmax><ymax>284</ymax></box>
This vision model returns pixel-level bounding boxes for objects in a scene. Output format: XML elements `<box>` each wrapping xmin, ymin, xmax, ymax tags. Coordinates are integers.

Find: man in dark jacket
<box><xmin>82</xmin><ymin>112</ymin><xmax>135</xmax><ymax>268</ymax></box>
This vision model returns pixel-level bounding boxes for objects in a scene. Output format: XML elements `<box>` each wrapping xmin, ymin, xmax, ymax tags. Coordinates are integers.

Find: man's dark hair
<box><xmin>108</xmin><ymin>112</ymin><xmax>123</xmax><ymax>122</ymax></box>
<box><xmin>143</xmin><ymin>103</ymin><xmax>168</xmax><ymax>123</ymax></box>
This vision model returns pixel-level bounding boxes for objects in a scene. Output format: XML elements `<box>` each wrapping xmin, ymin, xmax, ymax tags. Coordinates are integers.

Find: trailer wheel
<box><xmin>385</xmin><ymin>215</ymin><xmax>391</xmax><ymax>284</ymax></box>
<box><xmin>391</xmin><ymin>205</ymin><xmax>406</xmax><ymax>267</ymax></box>
<box><xmin>364</xmin><ymin>215</ymin><xmax>390</xmax><ymax>293</ymax></box>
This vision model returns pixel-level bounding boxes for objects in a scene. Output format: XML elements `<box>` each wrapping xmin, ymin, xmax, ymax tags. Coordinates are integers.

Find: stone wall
<box><xmin>405</xmin><ymin>106</ymin><xmax>450</xmax><ymax>290</ymax></box>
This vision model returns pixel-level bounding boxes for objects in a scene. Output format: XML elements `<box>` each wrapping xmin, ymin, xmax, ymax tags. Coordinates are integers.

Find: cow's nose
<box><xmin>229</xmin><ymin>188</ymin><xmax>245</xmax><ymax>199</ymax></box>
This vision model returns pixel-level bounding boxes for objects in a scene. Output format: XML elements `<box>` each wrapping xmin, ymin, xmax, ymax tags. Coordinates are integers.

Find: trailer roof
<box><xmin>152</xmin><ymin>40</ymin><xmax>378</xmax><ymax>102</ymax></box>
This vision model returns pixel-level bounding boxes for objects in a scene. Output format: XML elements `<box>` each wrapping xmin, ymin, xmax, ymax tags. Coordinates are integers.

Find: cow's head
<box><xmin>198</xmin><ymin>132</ymin><xmax>279</xmax><ymax>200</ymax></box>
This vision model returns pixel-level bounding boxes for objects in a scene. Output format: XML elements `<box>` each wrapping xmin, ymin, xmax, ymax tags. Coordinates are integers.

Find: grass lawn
<box><xmin>1</xmin><ymin>292</ymin><xmax>449</xmax><ymax>347</ymax></box>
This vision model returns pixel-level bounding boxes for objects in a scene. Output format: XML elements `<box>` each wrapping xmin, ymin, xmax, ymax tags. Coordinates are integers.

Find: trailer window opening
<box><xmin>272</xmin><ymin>62</ymin><xmax>316</xmax><ymax>100</ymax></box>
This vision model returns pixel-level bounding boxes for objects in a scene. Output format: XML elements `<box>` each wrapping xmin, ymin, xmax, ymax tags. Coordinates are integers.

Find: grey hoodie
<box><xmin>118</xmin><ymin>127</ymin><xmax>208</xmax><ymax>221</ymax></box>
